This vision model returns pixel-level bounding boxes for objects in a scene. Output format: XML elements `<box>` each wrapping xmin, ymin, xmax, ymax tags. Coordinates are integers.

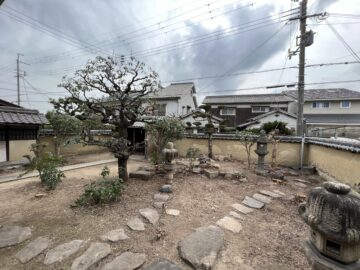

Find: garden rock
<box><xmin>154</xmin><ymin>193</ymin><xmax>169</xmax><ymax>202</ymax></box>
<box><xmin>153</xmin><ymin>201</ymin><xmax>165</xmax><ymax>209</ymax></box>
<box><xmin>253</xmin><ymin>193</ymin><xmax>272</xmax><ymax>204</ymax></box>
<box><xmin>242</xmin><ymin>196</ymin><xmax>264</xmax><ymax>209</ymax></box>
<box><xmin>159</xmin><ymin>184</ymin><xmax>172</xmax><ymax>193</ymax></box>
<box><xmin>44</xmin><ymin>240</ymin><xmax>85</xmax><ymax>265</ymax></box>
<box><xmin>273</xmin><ymin>190</ymin><xmax>286</xmax><ymax>196</ymax></box>
<box><xmin>259</xmin><ymin>190</ymin><xmax>282</xmax><ymax>198</ymax></box>
<box><xmin>71</xmin><ymin>242</ymin><xmax>111</xmax><ymax>270</ymax></box>
<box><xmin>178</xmin><ymin>225</ymin><xmax>224</xmax><ymax>270</ymax></box>
<box><xmin>144</xmin><ymin>258</ymin><xmax>183</xmax><ymax>270</ymax></box>
<box><xmin>203</xmin><ymin>169</ymin><xmax>219</xmax><ymax>179</ymax></box>
<box><xmin>294</xmin><ymin>178</ymin><xmax>310</xmax><ymax>184</ymax></box>
<box><xmin>198</xmin><ymin>154</ymin><xmax>208</xmax><ymax>164</ymax></box>
<box><xmin>216</xmin><ymin>216</ymin><xmax>242</xmax><ymax>233</ymax></box>
<box><xmin>139</xmin><ymin>208</ymin><xmax>159</xmax><ymax>225</ymax></box>
<box><xmin>100</xmin><ymin>229</ymin><xmax>129</xmax><ymax>242</ymax></box>
<box><xmin>102</xmin><ymin>252</ymin><xmax>146</xmax><ymax>270</ymax></box>
<box><xmin>16</xmin><ymin>236</ymin><xmax>50</xmax><ymax>263</ymax></box>
<box><xmin>166</xmin><ymin>209</ymin><xmax>180</xmax><ymax>216</ymax></box>
<box><xmin>295</xmin><ymin>182</ymin><xmax>307</xmax><ymax>188</ymax></box>
<box><xmin>129</xmin><ymin>170</ymin><xmax>154</xmax><ymax>180</ymax></box>
<box><xmin>0</xmin><ymin>225</ymin><xmax>32</xmax><ymax>248</ymax></box>
<box><xmin>231</xmin><ymin>203</ymin><xmax>254</xmax><ymax>214</ymax></box>
<box><xmin>229</xmin><ymin>211</ymin><xmax>244</xmax><ymax>220</ymax></box>
<box><xmin>127</xmin><ymin>218</ymin><xmax>145</xmax><ymax>231</ymax></box>
<box><xmin>192</xmin><ymin>167</ymin><xmax>202</xmax><ymax>174</ymax></box>
<box><xmin>270</xmin><ymin>171</ymin><xmax>284</xmax><ymax>180</ymax></box>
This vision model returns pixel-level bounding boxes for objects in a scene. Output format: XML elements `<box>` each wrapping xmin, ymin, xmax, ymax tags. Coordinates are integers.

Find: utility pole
<box><xmin>296</xmin><ymin>0</ymin><xmax>307</xmax><ymax>136</ymax></box>
<box><xmin>16</xmin><ymin>53</ymin><xmax>21</xmax><ymax>106</ymax></box>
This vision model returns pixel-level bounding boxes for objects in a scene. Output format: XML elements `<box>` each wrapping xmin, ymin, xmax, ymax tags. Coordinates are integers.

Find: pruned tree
<box><xmin>236</xmin><ymin>131</ymin><xmax>256</xmax><ymax>169</ymax></box>
<box><xmin>51</xmin><ymin>56</ymin><xmax>160</xmax><ymax>180</ymax></box>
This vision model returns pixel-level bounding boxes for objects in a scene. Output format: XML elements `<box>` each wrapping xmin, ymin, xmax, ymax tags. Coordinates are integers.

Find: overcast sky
<box><xmin>0</xmin><ymin>0</ymin><xmax>359</xmax><ymax>112</ymax></box>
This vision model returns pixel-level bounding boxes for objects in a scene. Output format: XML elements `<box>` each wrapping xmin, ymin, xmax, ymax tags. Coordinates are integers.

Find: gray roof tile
<box><xmin>148</xmin><ymin>82</ymin><xmax>195</xmax><ymax>99</ymax></box>
<box><xmin>284</xmin><ymin>88</ymin><xmax>360</xmax><ymax>101</ymax></box>
<box><xmin>0</xmin><ymin>106</ymin><xmax>48</xmax><ymax>125</ymax></box>
<box><xmin>203</xmin><ymin>93</ymin><xmax>292</xmax><ymax>104</ymax></box>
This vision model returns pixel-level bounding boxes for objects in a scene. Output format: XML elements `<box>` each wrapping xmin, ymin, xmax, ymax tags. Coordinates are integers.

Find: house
<box><xmin>0</xmin><ymin>99</ymin><xmax>47</xmax><ymax>162</ymax></box>
<box><xmin>283</xmin><ymin>88</ymin><xmax>360</xmax><ymax>137</ymax></box>
<box><xmin>180</xmin><ymin>109</ymin><xmax>223</xmax><ymax>134</ymax></box>
<box><xmin>202</xmin><ymin>93</ymin><xmax>293</xmax><ymax>128</ymax></box>
<box><xmin>237</xmin><ymin>110</ymin><xmax>297</xmax><ymax>131</ymax></box>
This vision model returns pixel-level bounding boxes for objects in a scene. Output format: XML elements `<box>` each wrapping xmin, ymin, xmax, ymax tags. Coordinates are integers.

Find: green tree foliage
<box><xmin>50</xmin><ymin>56</ymin><xmax>160</xmax><ymax>180</ymax></box>
<box><xmin>23</xmin><ymin>143</ymin><xmax>65</xmax><ymax>190</ymax></box>
<box><xmin>260</xmin><ymin>121</ymin><xmax>292</xmax><ymax>135</ymax></box>
<box><xmin>145</xmin><ymin>117</ymin><xmax>185</xmax><ymax>164</ymax></box>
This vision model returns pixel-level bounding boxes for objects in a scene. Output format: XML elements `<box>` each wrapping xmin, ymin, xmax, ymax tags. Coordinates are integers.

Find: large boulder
<box><xmin>178</xmin><ymin>225</ymin><xmax>224</xmax><ymax>269</ymax></box>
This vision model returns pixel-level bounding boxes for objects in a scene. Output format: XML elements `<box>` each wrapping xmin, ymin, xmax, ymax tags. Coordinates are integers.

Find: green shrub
<box><xmin>186</xmin><ymin>147</ymin><xmax>200</xmax><ymax>168</ymax></box>
<box><xmin>72</xmin><ymin>167</ymin><xmax>124</xmax><ymax>207</ymax></box>
<box><xmin>260</xmin><ymin>121</ymin><xmax>292</xmax><ymax>135</ymax></box>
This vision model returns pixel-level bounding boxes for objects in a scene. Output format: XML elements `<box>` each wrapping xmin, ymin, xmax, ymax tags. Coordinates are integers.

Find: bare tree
<box><xmin>51</xmin><ymin>56</ymin><xmax>160</xmax><ymax>180</ymax></box>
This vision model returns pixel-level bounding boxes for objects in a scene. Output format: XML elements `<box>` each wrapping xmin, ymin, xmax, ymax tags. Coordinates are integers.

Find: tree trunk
<box><xmin>208</xmin><ymin>133</ymin><xmax>213</xmax><ymax>159</ymax></box>
<box><xmin>118</xmin><ymin>157</ymin><xmax>128</xmax><ymax>181</ymax></box>
<box><xmin>54</xmin><ymin>141</ymin><xmax>61</xmax><ymax>156</ymax></box>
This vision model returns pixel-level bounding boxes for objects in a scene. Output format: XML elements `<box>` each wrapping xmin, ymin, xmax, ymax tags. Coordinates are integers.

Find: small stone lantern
<box><xmin>162</xmin><ymin>142</ymin><xmax>178</xmax><ymax>183</ymax></box>
<box><xmin>299</xmin><ymin>181</ymin><xmax>360</xmax><ymax>268</ymax></box>
<box><xmin>254</xmin><ymin>130</ymin><xmax>268</xmax><ymax>171</ymax></box>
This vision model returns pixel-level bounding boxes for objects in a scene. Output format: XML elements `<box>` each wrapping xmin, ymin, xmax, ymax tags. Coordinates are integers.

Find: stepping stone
<box><xmin>295</xmin><ymin>182</ymin><xmax>307</xmax><ymax>188</ymax></box>
<box><xmin>0</xmin><ymin>225</ymin><xmax>32</xmax><ymax>248</ymax></box>
<box><xmin>102</xmin><ymin>252</ymin><xmax>146</xmax><ymax>270</ymax></box>
<box><xmin>139</xmin><ymin>208</ymin><xmax>159</xmax><ymax>225</ymax></box>
<box><xmin>253</xmin><ymin>193</ymin><xmax>272</xmax><ymax>204</ymax></box>
<box><xmin>16</xmin><ymin>236</ymin><xmax>50</xmax><ymax>263</ymax></box>
<box><xmin>259</xmin><ymin>190</ymin><xmax>283</xmax><ymax>198</ymax></box>
<box><xmin>44</xmin><ymin>240</ymin><xmax>85</xmax><ymax>265</ymax></box>
<box><xmin>216</xmin><ymin>216</ymin><xmax>242</xmax><ymax>234</ymax></box>
<box><xmin>144</xmin><ymin>258</ymin><xmax>183</xmax><ymax>270</ymax></box>
<box><xmin>231</xmin><ymin>203</ymin><xmax>254</xmax><ymax>214</ymax></box>
<box><xmin>159</xmin><ymin>184</ymin><xmax>172</xmax><ymax>193</ymax></box>
<box><xmin>129</xmin><ymin>170</ymin><xmax>154</xmax><ymax>180</ymax></box>
<box><xmin>178</xmin><ymin>225</ymin><xmax>224</xmax><ymax>270</ymax></box>
<box><xmin>273</xmin><ymin>190</ymin><xmax>286</xmax><ymax>196</ymax></box>
<box><xmin>203</xmin><ymin>169</ymin><xmax>219</xmax><ymax>179</ymax></box>
<box><xmin>242</xmin><ymin>196</ymin><xmax>264</xmax><ymax>209</ymax></box>
<box><xmin>229</xmin><ymin>211</ymin><xmax>244</xmax><ymax>220</ymax></box>
<box><xmin>154</xmin><ymin>193</ymin><xmax>169</xmax><ymax>202</ymax></box>
<box><xmin>100</xmin><ymin>229</ymin><xmax>129</xmax><ymax>242</ymax></box>
<box><xmin>127</xmin><ymin>217</ymin><xmax>145</xmax><ymax>231</ymax></box>
<box><xmin>72</xmin><ymin>242</ymin><xmax>110</xmax><ymax>270</ymax></box>
<box><xmin>294</xmin><ymin>178</ymin><xmax>310</xmax><ymax>184</ymax></box>
<box><xmin>192</xmin><ymin>167</ymin><xmax>202</xmax><ymax>174</ymax></box>
<box><xmin>166</xmin><ymin>209</ymin><xmax>180</xmax><ymax>216</ymax></box>
<box><xmin>153</xmin><ymin>201</ymin><xmax>165</xmax><ymax>209</ymax></box>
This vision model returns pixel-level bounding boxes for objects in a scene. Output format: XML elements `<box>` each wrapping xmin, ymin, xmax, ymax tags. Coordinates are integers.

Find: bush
<box><xmin>24</xmin><ymin>143</ymin><xmax>65</xmax><ymax>190</ymax></box>
<box><xmin>72</xmin><ymin>167</ymin><xmax>124</xmax><ymax>207</ymax></box>
<box><xmin>260</xmin><ymin>121</ymin><xmax>292</xmax><ymax>135</ymax></box>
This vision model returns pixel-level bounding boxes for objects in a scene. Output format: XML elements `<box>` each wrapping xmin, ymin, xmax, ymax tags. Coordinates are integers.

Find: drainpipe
<box><xmin>300</xmin><ymin>134</ymin><xmax>305</xmax><ymax>170</ymax></box>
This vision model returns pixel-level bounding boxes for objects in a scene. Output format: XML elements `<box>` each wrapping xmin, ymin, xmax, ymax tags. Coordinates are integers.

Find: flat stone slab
<box><xmin>100</xmin><ymin>228</ymin><xmax>129</xmax><ymax>242</ymax></box>
<box><xmin>159</xmin><ymin>184</ymin><xmax>172</xmax><ymax>193</ymax></box>
<box><xmin>231</xmin><ymin>203</ymin><xmax>254</xmax><ymax>214</ymax></box>
<box><xmin>72</xmin><ymin>242</ymin><xmax>111</xmax><ymax>270</ymax></box>
<box><xmin>178</xmin><ymin>225</ymin><xmax>224</xmax><ymax>270</ymax></box>
<box><xmin>127</xmin><ymin>217</ymin><xmax>145</xmax><ymax>231</ymax></box>
<box><xmin>16</xmin><ymin>236</ymin><xmax>50</xmax><ymax>263</ymax></box>
<box><xmin>144</xmin><ymin>258</ymin><xmax>183</xmax><ymax>270</ymax></box>
<box><xmin>216</xmin><ymin>216</ymin><xmax>242</xmax><ymax>234</ymax></box>
<box><xmin>44</xmin><ymin>240</ymin><xmax>85</xmax><ymax>265</ymax></box>
<box><xmin>242</xmin><ymin>196</ymin><xmax>264</xmax><ymax>209</ymax></box>
<box><xmin>229</xmin><ymin>211</ymin><xmax>244</xmax><ymax>220</ymax></box>
<box><xmin>203</xmin><ymin>169</ymin><xmax>219</xmax><ymax>179</ymax></box>
<box><xmin>154</xmin><ymin>193</ymin><xmax>169</xmax><ymax>202</ymax></box>
<box><xmin>0</xmin><ymin>225</ymin><xmax>32</xmax><ymax>248</ymax></box>
<box><xmin>139</xmin><ymin>208</ymin><xmax>159</xmax><ymax>225</ymax></box>
<box><xmin>153</xmin><ymin>201</ymin><xmax>165</xmax><ymax>209</ymax></box>
<box><xmin>129</xmin><ymin>170</ymin><xmax>154</xmax><ymax>180</ymax></box>
<box><xmin>273</xmin><ymin>190</ymin><xmax>286</xmax><ymax>196</ymax></box>
<box><xmin>259</xmin><ymin>190</ymin><xmax>283</xmax><ymax>198</ymax></box>
<box><xmin>102</xmin><ymin>252</ymin><xmax>146</xmax><ymax>270</ymax></box>
<box><xmin>294</xmin><ymin>178</ymin><xmax>310</xmax><ymax>184</ymax></box>
<box><xmin>253</xmin><ymin>193</ymin><xmax>272</xmax><ymax>204</ymax></box>
<box><xmin>295</xmin><ymin>182</ymin><xmax>307</xmax><ymax>188</ymax></box>
<box><xmin>166</xmin><ymin>209</ymin><xmax>180</xmax><ymax>216</ymax></box>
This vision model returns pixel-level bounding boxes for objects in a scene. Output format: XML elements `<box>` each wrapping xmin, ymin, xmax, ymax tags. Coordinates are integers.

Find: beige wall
<box><xmin>174</xmin><ymin>138</ymin><xmax>303</xmax><ymax>168</ymax></box>
<box><xmin>308</xmin><ymin>144</ymin><xmax>360</xmax><ymax>186</ymax></box>
<box><xmin>9</xmin><ymin>140</ymin><xmax>36</xmax><ymax>161</ymax></box>
<box><xmin>304</xmin><ymin>100</ymin><xmax>360</xmax><ymax>114</ymax></box>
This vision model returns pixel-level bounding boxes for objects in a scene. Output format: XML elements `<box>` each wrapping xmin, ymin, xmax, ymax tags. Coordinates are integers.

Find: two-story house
<box><xmin>202</xmin><ymin>93</ymin><xmax>293</xmax><ymax>128</ymax></box>
<box><xmin>284</xmin><ymin>88</ymin><xmax>360</xmax><ymax>137</ymax></box>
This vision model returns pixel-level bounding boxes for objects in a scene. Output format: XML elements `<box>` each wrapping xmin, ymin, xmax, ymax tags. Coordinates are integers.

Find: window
<box><xmin>155</xmin><ymin>104</ymin><xmax>166</xmax><ymax>116</ymax></box>
<box><xmin>340</xmin><ymin>100</ymin><xmax>351</xmax><ymax>108</ymax></box>
<box><xmin>252</xmin><ymin>106</ymin><xmax>269</xmax><ymax>113</ymax></box>
<box><xmin>312</xmin><ymin>102</ymin><xmax>330</xmax><ymax>109</ymax></box>
<box><xmin>220</xmin><ymin>107</ymin><xmax>235</xmax><ymax>115</ymax></box>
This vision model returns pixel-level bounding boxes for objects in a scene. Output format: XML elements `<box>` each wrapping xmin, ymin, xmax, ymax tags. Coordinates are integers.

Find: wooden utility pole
<box><xmin>296</xmin><ymin>0</ymin><xmax>307</xmax><ymax>136</ymax></box>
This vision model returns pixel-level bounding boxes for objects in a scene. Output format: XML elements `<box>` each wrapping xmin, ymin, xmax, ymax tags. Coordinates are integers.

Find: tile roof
<box><xmin>283</xmin><ymin>88</ymin><xmax>360</xmax><ymax>101</ymax></box>
<box><xmin>237</xmin><ymin>110</ymin><xmax>297</xmax><ymax>128</ymax></box>
<box><xmin>304</xmin><ymin>114</ymin><xmax>360</xmax><ymax>124</ymax></box>
<box><xmin>0</xmin><ymin>106</ymin><xmax>48</xmax><ymax>125</ymax></box>
<box><xmin>148</xmin><ymin>82</ymin><xmax>195</xmax><ymax>99</ymax></box>
<box><xmin>202</xmin><ymin>93</ymin><xmax>293</xmax><ymax>104</ymax></box>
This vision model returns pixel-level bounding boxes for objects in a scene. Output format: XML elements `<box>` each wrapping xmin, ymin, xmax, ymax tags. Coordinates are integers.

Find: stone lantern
<box><xmin>299</xmin><ymin>181</ymin><xmax>360</xmax><ymax>269</ymax></box>
<box><xmin>254</xmin><ymin>130</ymin><xmax>268</xmax><ymax>171</ymax></box>
<box><xmin>162</xmin><ymin>142</ymin><xmax>178</xmax><ymax>184</ymax></box>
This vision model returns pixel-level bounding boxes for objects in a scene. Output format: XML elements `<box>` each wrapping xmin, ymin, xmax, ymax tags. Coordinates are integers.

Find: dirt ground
<box><xmin>0</xmin><ymin>159</ymin><xmax>319</xmax><ymax>270</ymax></box>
